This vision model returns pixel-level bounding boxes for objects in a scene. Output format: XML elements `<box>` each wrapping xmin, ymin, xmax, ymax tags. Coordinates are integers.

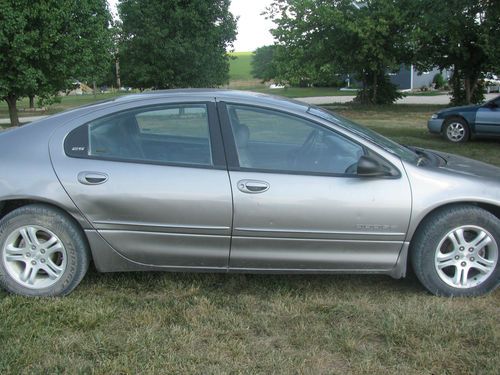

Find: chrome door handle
<box><xmin>77</xmin><ymin>171</ymin><xmax>108</xmax><ymax>185</ymax></box>
<box><xmin>237</xmin><ymin>179</ymin><xmax>270</xmax><ymax>194</ymax></box>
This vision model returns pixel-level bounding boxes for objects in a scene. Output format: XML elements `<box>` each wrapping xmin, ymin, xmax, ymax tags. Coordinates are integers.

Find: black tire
<box><xmin>0</xmin><ymin>204</ymin><xmax>90</xmax><ymax>297</ymax></box>
<box><xmin>442</xmin><ymin>117</ymin><xmax>470</xmax><ymax>143</ymax></box>
<box><xmin>410</xmin><ymin>205</ymin><xmax>500</xmax><ymax>297</ymax></box>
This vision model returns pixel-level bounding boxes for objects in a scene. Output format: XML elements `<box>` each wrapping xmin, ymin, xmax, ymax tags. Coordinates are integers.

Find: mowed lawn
<box><xmin>228</xmin><ymin>51</ymin><xmax>254</xmax><ymax>81</ymax></box>
<box><xmin>0</xmin><ymin>104</ymin><xmax>499</xmax><ymax>374</ymax></box>
<box><xmin>226</xmin><ymin>51</ymin><xmax>355</xmax><ymax>97</ymax></box>
<box><xmin>0</xmin><ymin>92</ymin><xmax>128</xmax><ymax>120</ymax></box>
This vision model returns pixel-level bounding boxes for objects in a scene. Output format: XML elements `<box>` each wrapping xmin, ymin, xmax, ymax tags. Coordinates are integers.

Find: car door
<box><xmin>476</xmin><ymin>97</ymin><xmax>500</xmax><ymax>134</ymax></box>
<box><xmin>218</xmin><ymin>102</ymin><xmax>412</xmax><ymax>271</ymax></box>
<box><xmin>50</xmin><ymin>100</ymin><xmax>232</xmax><ymax>269</ymax></box>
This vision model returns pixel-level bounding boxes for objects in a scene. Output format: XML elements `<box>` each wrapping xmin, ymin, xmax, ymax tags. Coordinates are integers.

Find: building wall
<box><xmin>389</xmin><ymin>65</ymin><xmax>412</xmax><ymax>90</ymax></box>
<box><xmin>412</xmin><ymin>67</ymin><xmax>442</xmax><ymax>90</ymax></box>
<box><xmin>389</xmin><ymin>65</ymin><xmax>447</xmax><ymax>91</ymax></box>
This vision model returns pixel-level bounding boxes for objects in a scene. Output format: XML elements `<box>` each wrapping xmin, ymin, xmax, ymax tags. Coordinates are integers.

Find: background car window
<box><xmin>88</xmin><ymin>104</ymin><xmax>212</xmax><ymax>166</ymax></box>
<box><xmin>227</xmin><ymin>105</ymin><xmax>364</xmax><ymax>174</ymax></box>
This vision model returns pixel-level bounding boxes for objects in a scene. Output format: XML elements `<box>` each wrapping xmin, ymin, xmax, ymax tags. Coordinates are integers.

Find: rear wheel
<box><xmin>443</xmin><ymin>117</ymin><xmax>470</xmax><ymax>143</ymax></box>
<box><xmin>0</xmin><ymin>204</ymin><xmax>90</xmax><ymax>297</ymax></box>
<box><xmin>411</xmin><ymin>205</ymin><xmax>499</xmax><ymax>296</ymax></box>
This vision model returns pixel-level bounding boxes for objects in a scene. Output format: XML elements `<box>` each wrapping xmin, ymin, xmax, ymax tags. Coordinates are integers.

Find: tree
<box><xmin>118</xmin><ymin>0</ymin><xmax>237</xmax><ymax>89</ymax></box>
<box><xmin>0</xmin><ymin>0</ymin><xmax>112</xmax><ymax>126</ymax></box>
<box><xmin>267</xmin><ymin>0</ymin><xmax>412</xmax><ymax>104</ymax></box>
<box><xmin>67</xmin><ymin>0</ymin><xmax>114</xmax><ymax>96</ymax></box>
<box><xmin>110</xmin><ymin>20</ymin><xmax>124</xmax><ymax>89</ymax></box>
<box><xmin>409</xmin><ymin>0</ymin><xmax>500</xmax><ymax>104</ymax></box>
<box><xmin>251</xmin><ymin>45</ymin><xmax>278</xmax><ymax>82</ymax></box>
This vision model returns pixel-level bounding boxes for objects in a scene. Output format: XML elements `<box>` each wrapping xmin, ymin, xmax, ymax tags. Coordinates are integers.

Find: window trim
<box><xmin>217</xmin><ymin>102</ymin><xmax>400</xmax><ymax>179</ymax></box>
<box><xmin>64</xmin><ymin>101</ymin><xmax>227</xmax><ymax>170</ymax></box>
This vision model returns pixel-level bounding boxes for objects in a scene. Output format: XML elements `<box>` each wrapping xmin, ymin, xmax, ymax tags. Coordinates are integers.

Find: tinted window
<box><xmin>227</xmin><ymin>105</ymin><xmax>364</xmax><ymax>174</ymax></box>
<box><xmin>66</xmin><ymin>104</ymin><xmax>212</xmax><ymax>166</ymax></box>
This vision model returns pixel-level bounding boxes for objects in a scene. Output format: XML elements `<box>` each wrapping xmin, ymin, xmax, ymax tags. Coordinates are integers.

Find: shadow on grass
<box><xmin>76</xmin><ymin>266</ymin><xmax>426</xmax><ymax>299</ymax></box>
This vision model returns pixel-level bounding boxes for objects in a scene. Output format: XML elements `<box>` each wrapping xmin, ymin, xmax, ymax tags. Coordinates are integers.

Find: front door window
<box><xmin>226</xmin><ymin>105</ymin><xmax>364</xmax><ymax>175</ymax></box>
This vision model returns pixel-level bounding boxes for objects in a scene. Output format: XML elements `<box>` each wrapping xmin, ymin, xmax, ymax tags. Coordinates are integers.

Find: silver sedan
<box><xmin>0</xmin><ymin>90</ymin><xmax>499</xmax><ymax>297</ymax></box>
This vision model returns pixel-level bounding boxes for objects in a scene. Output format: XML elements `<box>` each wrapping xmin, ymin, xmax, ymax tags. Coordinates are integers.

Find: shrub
<box><xmin>433</xmin><ymin>73</ymin><xmax>445</xmax><ymax>89</ymax></box>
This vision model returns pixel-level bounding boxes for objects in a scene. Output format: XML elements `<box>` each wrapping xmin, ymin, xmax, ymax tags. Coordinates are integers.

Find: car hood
<box><xmin>431</xmin><ymin>150</ymin><xmax>500</xmax><ymax>181</ymax></box>
<box><xmin>437</xmin><ymin>104</ymin><xmax>478</xmax><ymax>115</ymax></box>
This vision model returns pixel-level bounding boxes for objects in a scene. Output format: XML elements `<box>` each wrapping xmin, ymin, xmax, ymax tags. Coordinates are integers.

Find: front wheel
<box><xmin>0</xmin><ymin>204</ymin><xmax>90</xmax><ymax>297</ymax></box>
<box><xmin>411</xmin><ymin>205</ymin><xmax>499</xmax><ymax>296</ymax></box>
<box><xmin>443</xmin><ymin>118</ymin><xmax>470</xmax><ymax>143</ymax></box>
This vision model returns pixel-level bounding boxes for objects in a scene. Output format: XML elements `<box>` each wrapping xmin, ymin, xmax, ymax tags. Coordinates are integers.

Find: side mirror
<box><xmin>357</xmin><ymin>155</ymin><xmax>390</xmax><ymax>177</ymax></box>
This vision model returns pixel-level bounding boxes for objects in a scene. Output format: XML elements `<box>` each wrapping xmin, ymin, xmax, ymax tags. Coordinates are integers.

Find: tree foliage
<box><xmin>408</xmin><ymin>0</ymin><xmax>500</xmax><ymax>105</ymax></box>
<box><xmin>118</xmin><ymin>0</ymin><xmax>237</xmax><ymax>89</ymax></box>
<box><xmin>0</xmin><ymin>0</ymin><xmax>112</xmax><ymax>126</ymax></box>
<box><xmin>251</xmin><ymin>45</ymin><xmax>278</xmax><ymax>82</ymax></box>
<box><xmin>267</xmin><ymin>0</ymin><xmax>409</xmax><ymax>104</ymax></box>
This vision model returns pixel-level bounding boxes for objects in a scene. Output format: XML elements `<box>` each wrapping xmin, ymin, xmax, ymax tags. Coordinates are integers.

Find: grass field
<box><xmin>0</xmin><ymin>88</ymin><xmax>350</xmax><ymax>125</ymax></box>
<box><xmin>0</xmin><ymin>104</ymin><xmax>499</xmax><ymax>374</ymax></box>
<box><xmin>228</xmin><ymin>52</ymin><xmax>254</xmax><ymax>81</ymax></box>
<box><xmin>0</xmin><ymin>88</ymin><xmax>450</xmax><ymax>125</ymax></box>
<box><xmin>328</xmin><ymin>104</ymin><xmax>500</xmax><ymax>167</ymax></box>
<box><xmin>226</xmin><ymin>51</ymin><xmax>355</xmax><ymax>96</ymax></box>
<box><xmin>0</xmin><ymin>92</ymin><xmax>128</xmax><ymax>120</ymax></box>
<box><xmin>225</xmin><ymin>51</ymin><xmax>448</xmax><ymax>97</ymax></box>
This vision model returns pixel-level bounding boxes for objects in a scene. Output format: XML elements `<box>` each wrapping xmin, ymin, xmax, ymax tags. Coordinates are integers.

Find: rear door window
<box><xmin>65</xmin><ymin>104</ymin><xmax>213</xmax><ymax>166</ymax></box>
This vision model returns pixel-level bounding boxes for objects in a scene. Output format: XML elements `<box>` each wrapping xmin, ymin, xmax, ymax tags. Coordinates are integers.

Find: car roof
<box><xmin>111</xmin><ymin>88</ymin><xmax>310</xmax><ymax>112</ymax></box>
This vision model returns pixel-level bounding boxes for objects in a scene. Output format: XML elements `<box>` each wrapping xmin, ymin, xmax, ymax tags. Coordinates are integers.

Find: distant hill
<box><xmin>229</xmin><ymin>52</ymin><xmax>253</xmax><ymax>81</ymax></box>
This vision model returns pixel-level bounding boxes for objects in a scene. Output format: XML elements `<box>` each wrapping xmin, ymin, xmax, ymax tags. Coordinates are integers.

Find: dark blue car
<box><xmin>428</xmin><ymin>95</ymin><xmax>500</xmax><ymax>142</ymax></box>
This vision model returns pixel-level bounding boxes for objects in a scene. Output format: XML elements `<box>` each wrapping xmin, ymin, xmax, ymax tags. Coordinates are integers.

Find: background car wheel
<box><xmin>410</xmin><ymin>205</ymin><xmax>500</xmax><ymax>296</ymax></box>
<box><xmin>0</xmin><ymin>204</ymin><xmax>90</xmax><ymax>297</ymax></box>
<box><xmin>443</xmin><ymin>117</ymin><xmax>470</xmax><ymax>143</ymax></box>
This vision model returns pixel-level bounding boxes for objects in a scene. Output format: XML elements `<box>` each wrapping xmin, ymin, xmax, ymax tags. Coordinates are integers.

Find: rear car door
<box><xmin>50</xmin><ymin>99</ymin><xmax>232</xmax><ymax>269</ymax></box>
<box><xmin>219</xmin><ymin>102</ymin><xmax>412</xmax><ymax>272</ymax></box>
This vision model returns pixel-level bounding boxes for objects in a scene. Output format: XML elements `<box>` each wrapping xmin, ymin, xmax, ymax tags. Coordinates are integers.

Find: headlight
<box><xmin>431</xmin><ymin>114</ymin><xmax>439</xmax><ymax>119</ymax></box>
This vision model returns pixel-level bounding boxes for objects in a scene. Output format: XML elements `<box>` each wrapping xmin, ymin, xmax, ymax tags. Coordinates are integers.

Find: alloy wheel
<box><xmin>435</xmin><ymin>225</ymin><xmax>498</xmax><ymax>288</ymax></box>
<box><xmin>2</xmin><ymin>225</ymin><xmax>67</xmax><ymax>289</ymax></box>
<box><xmin>446</xmin><ymin>122</ymin><xmax>466</xmax><ymax>142</ymax></box>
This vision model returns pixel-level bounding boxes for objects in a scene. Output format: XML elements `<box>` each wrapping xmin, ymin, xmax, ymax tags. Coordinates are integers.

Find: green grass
<box><xmin>1</xmin><ymin>104</ymin><xmax>499</xmax><ymax>374</ymax></box>
<box><xmin>0</xmin><ymin>272</ymin><xmax>498</xmax><ymax>374</ymax></box>
<box><xmin>324</xmin><ymin>104</ymin><xmax>500</xmax><ymax>167</ymax></box>
<box><xmin>226</xmin><ymin>52</ymin><xmax>354</xmax><ymax>97</ymax></box>
<box><xmin>0</xmin><ymin>92</ymin><xmax>127</xmax><ymax>121</ymax></box>
<box><xmin>0</xmin><ymin>88</ymin><xmax>454</xmax><ymax>127</ymax></box>
<box><xmin>229</xmin><ymin>52</ymin><xmax>254</xmax><ymax>81</ymax></box>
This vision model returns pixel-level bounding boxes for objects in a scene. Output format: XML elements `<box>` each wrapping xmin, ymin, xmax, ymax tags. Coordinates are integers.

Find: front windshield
<box><xmin>307</xmin><ymin>106</ymin><xmax>419</xmax><ymax>164</ymax></box>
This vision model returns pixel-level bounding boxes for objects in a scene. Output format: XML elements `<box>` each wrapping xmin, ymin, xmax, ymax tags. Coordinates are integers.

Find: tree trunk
<box><xmin>93</xmin><ymin>81</ymin><xmax>97</xmax><ymax>98</ymax></box>
<box><xmin>469</xmin><ymin>77</ymin><xmax>478</xmax><ymax>102</ymax></box>
<box><xmin>6</xmin><ymin>95</ymin><xmax>20</xmax><ymax>127</ymax></box>
<box><xmin>372</xmin><ymin>73</ymin><xmax>378</xmax><ymax>104</ymax></box>
<box><xmin>464</xmin><ymin>77</ymin><xmax>471</xmax><ymax>104</ymax></box>
<box><xmin>115</xmin><ymin>56</ymin><xmax>121</xmax><ymax>89</ymax></box>
<box><xmin>359</xmin><ymin>74</ymin><xmax>368</xmax><ymax>103</ymax></box>
<box><xmin>29</xmin><ymin>95</ymin><xmax>35</xmax><ymax>109</ymax></box>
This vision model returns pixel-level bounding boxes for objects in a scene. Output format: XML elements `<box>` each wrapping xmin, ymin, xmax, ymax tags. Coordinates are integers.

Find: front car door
<box><xmin>218</xmin><ymin>101</ymin><xmax>412</xmax><ymax>272</ymax></box>
<box><xmin>476</xmin><ymin>97</ymin><xmax>500</xmax><ymax>135</ymax></box>
<box><xmin>50</xmin><ymin>97</ymin><xmax>232</xmax><ymax>269</ymax></box>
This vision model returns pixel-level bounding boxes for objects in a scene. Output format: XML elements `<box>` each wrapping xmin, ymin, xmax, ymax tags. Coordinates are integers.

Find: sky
<box><xmin>229</xmin><ymin>0</ymin><xmax>275</xmax><ymax>52</ymax></box>
<box><xmin>107</xmin><ymin>0</ymin><xmax>275</xmax><ymax>52</ymax></box>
